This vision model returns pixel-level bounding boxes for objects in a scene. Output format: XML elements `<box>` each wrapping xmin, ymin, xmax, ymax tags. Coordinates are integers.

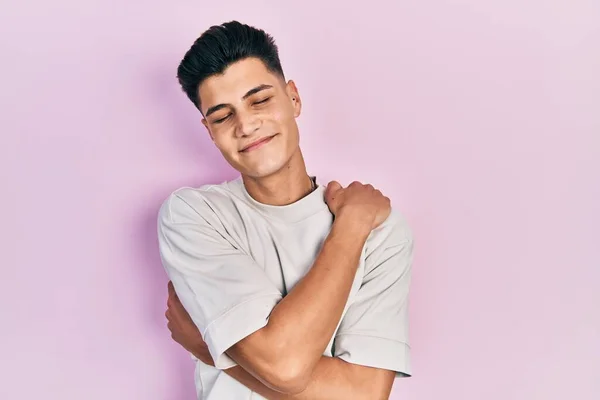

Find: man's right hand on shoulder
<box><xmin>325</xmin><ymin>180</ymin><xmax>391</xmax><ymax>231</ymax></box>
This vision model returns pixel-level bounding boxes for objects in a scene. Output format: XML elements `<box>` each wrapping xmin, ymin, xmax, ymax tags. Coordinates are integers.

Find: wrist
<box><xmin>332</xmin><ymin>210</ymin><xmax>372</xmax><ymax>240</ymax></box>
<box><xmin>190</xmin><ymin>348</ymin><xmax>206</xmax><ymax>361</ymax></box>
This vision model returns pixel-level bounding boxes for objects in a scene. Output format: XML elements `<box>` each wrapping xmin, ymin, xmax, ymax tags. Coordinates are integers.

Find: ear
<box><xmin>286</xmin><ymin>80</ymin><xmax>302</xmax><ymax>118</ymax></box>
<box><xmin>201</xmin><ymin>118</ymin><xmax>215</xmax><ymax>142</ymax></box>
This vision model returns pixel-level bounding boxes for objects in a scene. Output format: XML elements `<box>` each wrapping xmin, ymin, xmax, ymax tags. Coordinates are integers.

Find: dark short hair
<box><xmin>177</xmin><ymin>20</ymin><xmax>285</xmax><ymax>110</ymax></box>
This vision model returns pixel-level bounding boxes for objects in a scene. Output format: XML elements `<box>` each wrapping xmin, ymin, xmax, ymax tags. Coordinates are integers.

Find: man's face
<box><xmin>198</xmin><ymin>57</ymin><xmax>302</xmax><ymax>178</ymax></box>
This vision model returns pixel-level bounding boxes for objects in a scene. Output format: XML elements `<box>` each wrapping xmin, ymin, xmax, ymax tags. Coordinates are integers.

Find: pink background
<box><xmin>1</xmin><ymin>1</ymin><xmax>598</xmax><ymax>399</ymax></box>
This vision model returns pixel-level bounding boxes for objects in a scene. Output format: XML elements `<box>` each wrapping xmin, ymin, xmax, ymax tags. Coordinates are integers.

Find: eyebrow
<box><xmin>204</xmin><ymin>84</ymin><xmax>274</xmax><ymax>117</ymax></box>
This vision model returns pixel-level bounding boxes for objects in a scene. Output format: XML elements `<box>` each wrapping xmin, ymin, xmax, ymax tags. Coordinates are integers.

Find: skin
<box><xmin>198</xmin><ymin>57</ymin><xmax>311</xmax><ymax>206</ymax></box>
<box><xmin>166</xmin><ymin>57</ymin><xmax>396</xmax><ymax>399</ymax></box>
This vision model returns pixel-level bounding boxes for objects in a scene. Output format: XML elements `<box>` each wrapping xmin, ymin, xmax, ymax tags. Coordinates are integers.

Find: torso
<box><xmin>189</xmin><ymin>177</ymin><xmax>367</xmax><ymax>399</ymax></box>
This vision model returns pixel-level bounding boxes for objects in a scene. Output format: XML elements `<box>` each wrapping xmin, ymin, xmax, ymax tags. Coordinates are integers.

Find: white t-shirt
<box><xmin>157</xmin><ymin>176</ymin><xmax>414</xmax><ymax>399</ymax></box>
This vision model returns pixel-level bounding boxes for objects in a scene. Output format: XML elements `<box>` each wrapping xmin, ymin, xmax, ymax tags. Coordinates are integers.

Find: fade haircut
<box><xmin>177</xmin><ymin>20</ymin><xmax>285</xmax><ymax>111</ymax></box>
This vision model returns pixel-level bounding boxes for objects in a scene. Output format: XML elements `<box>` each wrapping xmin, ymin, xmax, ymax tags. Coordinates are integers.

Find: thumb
<box><xmin>325</xmin><ymin>181</ymin><xmax>342</xmax><ymax>201</ymax></box>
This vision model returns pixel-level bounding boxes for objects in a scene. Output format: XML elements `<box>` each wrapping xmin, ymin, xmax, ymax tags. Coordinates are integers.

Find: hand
<box><xmin>166</xmin><ymin>281</ymin><xmax>215</xmax><ymax>366</ymax></box>
<box><xmin>325</xmin><ymin>180</ymin><xmax>391</xmax><ymax>230</ymax></box>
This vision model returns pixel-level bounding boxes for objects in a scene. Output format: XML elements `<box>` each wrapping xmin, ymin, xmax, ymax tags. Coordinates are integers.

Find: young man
<box><xmin>158</xmin><ymin>21</ymin><xmax>414</xmax><ymax>399</ymax></box>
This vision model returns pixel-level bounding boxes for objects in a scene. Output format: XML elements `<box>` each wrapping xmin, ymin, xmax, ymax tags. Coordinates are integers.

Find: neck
<box><xmin>242</xmin><ymin>149</ymin><xmax>314</xmax><ymax>206</ymax></box>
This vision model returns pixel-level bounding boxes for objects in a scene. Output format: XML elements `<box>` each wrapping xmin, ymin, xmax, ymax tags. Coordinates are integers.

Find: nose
<box><xmin>235</xmin><ymin>109</ymin><xmax>261</xmax><ymax>138</ymax></box>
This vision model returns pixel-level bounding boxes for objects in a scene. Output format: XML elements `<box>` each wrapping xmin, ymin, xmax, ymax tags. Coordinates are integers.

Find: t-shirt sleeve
<box><xmin>333</xmin><ymin>210</ymin><xmax>414</xmax><ymax>377</ymax></box>
<box><xmin>157</xmin><ymin>191</ymin><xmax>283</xmax><ymax>370</ymax></box>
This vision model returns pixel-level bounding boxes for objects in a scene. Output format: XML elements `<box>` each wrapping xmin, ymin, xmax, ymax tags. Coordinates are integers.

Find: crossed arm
<box><xmin>165</xmin><ymin>216</ymin><xmax>397</xmax><ymax>399</ymax></box>
<box><xmin>160</xmin><ymin>190</ymin><xmax>413</xmax><ymax>399</ymax></box>
<box><xmin>222</xmin><ymin>353</ymin><xmax>395</xmax><ymax>400</ymax></box>
<box><xmin>167</xmin><ymin>285</ymin><xmax>396</xmax><ymax>400</ymax></box>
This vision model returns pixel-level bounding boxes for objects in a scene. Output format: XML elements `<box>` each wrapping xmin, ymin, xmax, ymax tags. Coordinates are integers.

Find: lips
<box><xmin>240</xmin><ymin>135</ymin><xmax>276</xmax><ymax>152</ymax></box>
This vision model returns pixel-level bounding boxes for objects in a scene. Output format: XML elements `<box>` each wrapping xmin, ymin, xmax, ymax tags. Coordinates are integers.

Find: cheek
<box><xmin>212</xmin><ymin>135</ymin><xmax>236</xmax><ymax>155</ymax></box>
<box><xmin>265</xmin><ymin>101</ymin><xmax>294</xmax><ymax>123</ymax></box>
<box><xmin>213</xmin><ymin>136</ymin><xmax>250</xmax><ymax>170</ymax></box>
<box><xmin>264</xmin><ymin>112</ymin><xmax>294</xmax><ymax>136</ymax></box>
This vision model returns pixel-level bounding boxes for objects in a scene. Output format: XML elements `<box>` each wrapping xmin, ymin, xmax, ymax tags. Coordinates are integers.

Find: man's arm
<box><xmin>225</xmin><ymin>214</ymin><xmax>369</xmax><ymax>393</ymax></box>
<box><xmin>166</xmin><ymin>282</ymin><xmax>395</xmax><ymax>400</ymax></box>
<box><xmin>160</xmin><ymin>181</ymin><xmax>390</xmax><ymax>394</ymax></box>
<box><xmin>225</xmin><ymin>182</ymin><xmax>390</xmax><ymax>394</ymax></box>
<box><xmin>223</xmin><ymin>208</ymin><xmax>413</xmax><ymax>398</ymax></box>
<box><xmin>225</xmin><ymin>356</ymin><xmax>395</xmax><ymax>400</ymax></box>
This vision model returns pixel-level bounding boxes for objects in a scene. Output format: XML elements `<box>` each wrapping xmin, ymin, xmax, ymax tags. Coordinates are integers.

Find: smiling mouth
<box><xmin>240</xmin><ymin>134</ymin><xmax>277</xmax><ymax>152</ymax></box>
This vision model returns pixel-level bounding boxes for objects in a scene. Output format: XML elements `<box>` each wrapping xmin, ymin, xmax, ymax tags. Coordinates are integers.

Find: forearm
<box><xmin>265</xmin><ymin>215</ymin><xmax>369</xmax><ymax>361</ymax></box>
<box><xmin>225</xmin><ymin>356</ymin><xmax>374</xmax><ymax>400</ymax></box>
<box><xmin>228</xmin><ymin>213</ymin><xmax>371</xmax><ymax>391</ymax></box>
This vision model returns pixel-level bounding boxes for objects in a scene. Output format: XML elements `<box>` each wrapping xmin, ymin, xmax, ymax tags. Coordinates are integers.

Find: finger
<box><xmin>168</xmin><ymin>281</ymin><xmax>174</xmax><ymax>294</ymax></box>
<box><xmin>170</xmin><ymin>291</ymin><xmax>181</xmax><ymax>307</ymax></box>
<box><xmin>165</xmin><ymin>309</ymin><xmax>171</xmax><ymax>321</ymax></box>
<box><xmin>325</xmin><ymin>181</ymin><xmax>342</xmax><ymax>198</ymax></box>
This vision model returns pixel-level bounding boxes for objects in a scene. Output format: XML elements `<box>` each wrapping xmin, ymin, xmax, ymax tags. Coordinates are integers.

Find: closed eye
<box><xmin>213</xmin><ymin>114</ymin><xmax>231</xmax><ymax>124</ymax></box>
<box><xmin>253</xmin><ymin>97</ymin><xmax>271</xmax><ymax>105</ymax></box>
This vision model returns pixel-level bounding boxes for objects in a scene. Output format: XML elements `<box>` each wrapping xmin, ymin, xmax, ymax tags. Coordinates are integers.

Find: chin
<box><xmin>239</xmin><ymin>154</ymin><xmax>290</xmax><ymax>179</ymax></box>
<box><xmin>243</xmin><ymin>163</ymin><xmax>285</xmax><ymax>179</ymax></box>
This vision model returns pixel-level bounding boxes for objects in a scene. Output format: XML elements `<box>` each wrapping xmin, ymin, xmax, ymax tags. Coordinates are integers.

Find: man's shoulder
<box><xmin>366</xmin><ymin>208</ymin><xmax>414</xmax><ymax>253</ymax></box>
<box><xmin>158</xmin><ymin>178</ymin><xmax>244</xmax><ymax>226</ymax></box>
<box><xmin>358</xmin><ymin>207</ymin><xmax>414</xmax><ymax>278</ymax></box>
